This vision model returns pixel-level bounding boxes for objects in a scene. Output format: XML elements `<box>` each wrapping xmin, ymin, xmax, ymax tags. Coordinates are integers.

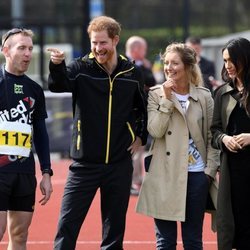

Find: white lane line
<box><xmin>0</xmin><ymin>240</ymin><xmax>217</xmax><ymax>245</ymax></box>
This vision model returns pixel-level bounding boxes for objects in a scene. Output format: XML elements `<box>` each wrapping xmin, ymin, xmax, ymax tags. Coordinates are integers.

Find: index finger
<box><xmin>47</xmin><ymin>48</ymin><xmax>61</xmax><ymax>53</ymax></box>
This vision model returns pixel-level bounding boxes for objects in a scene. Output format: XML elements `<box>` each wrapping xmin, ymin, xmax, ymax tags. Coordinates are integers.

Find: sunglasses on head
<box><xmin>1</xmin><ymin>28</ymin><xmax>24</xmax><ymax>48</ymax></box>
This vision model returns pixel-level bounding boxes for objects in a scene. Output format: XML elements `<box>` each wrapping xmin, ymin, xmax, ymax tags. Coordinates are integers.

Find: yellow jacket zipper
<box><xmin>126</xmin><ymin>122</ymin><xmax>135</xmax><ymax>143</ymax></box>
<box><xmin>77</xmin><ymin>120</ymin><xmax>81</xmax><ymax>150</ymax></box>
<box><xmin>104</xmin><ymin>67</ymin><xmax>134</xmax><ymax>164</ymax></box>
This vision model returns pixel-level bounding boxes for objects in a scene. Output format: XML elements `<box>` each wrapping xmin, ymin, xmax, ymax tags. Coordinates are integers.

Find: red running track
<box><xmin>0</xmin><ymin>159</ymin><xmax>217</xmax><ymax>250</ymax></box>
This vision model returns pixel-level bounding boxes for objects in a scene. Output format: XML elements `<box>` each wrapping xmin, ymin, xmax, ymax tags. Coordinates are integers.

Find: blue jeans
<box><xmin>154</xmin><ymin>172</ymin><xmax>209</xmax><ymax>250</ymax></box>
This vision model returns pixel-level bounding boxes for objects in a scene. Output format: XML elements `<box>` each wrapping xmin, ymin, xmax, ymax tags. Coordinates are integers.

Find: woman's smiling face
<box><xmin>163</xmin><ymin>51</ymin><xmax>186</xmax><ymax>84</ymax></box>
<box><xmin>222</xmin><ymin>48</ymin><xmax>237</xmax><ymax>79</ymax></box>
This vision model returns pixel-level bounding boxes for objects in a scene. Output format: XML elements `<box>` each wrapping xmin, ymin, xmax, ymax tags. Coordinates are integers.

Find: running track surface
<box><xmin>1</xmin><ymin>158</ymin><xmax>217</xmax><ymax>250</ymax></box>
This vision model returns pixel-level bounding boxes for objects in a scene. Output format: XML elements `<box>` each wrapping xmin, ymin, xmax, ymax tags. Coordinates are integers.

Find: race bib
<box><xmin>0</xmin><ymin>121</ymin><xmax>32</xmax><ymax>157</ymax></box>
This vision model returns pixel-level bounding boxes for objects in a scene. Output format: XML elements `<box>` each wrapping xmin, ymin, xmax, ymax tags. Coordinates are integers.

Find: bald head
<box><xmin>125</xmin><ymin>36</ymin><xmax>147</xmax><ymax>60</ymax></box>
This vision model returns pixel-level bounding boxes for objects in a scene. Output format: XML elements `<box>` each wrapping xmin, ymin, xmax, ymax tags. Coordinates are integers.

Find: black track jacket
<box><xmin>48</xmin><ymin>53</ymin><xmax>148</xmax><ymax>164</ymax></box>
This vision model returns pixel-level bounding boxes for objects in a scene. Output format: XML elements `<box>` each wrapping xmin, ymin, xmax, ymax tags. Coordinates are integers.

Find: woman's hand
<box><xmin>222</xmin><ymin>135</ymin><xmax>242</xmax><ymax>152</ymax></box>
<box><xmin>162</xmin><ymin>79</ymin><xmax>176</xmax><ymax>99</ymax></box>
<box><xmin>233</xmin><ymin>133</ymin><xmax>250</xmax><ymax>148</ymax></box>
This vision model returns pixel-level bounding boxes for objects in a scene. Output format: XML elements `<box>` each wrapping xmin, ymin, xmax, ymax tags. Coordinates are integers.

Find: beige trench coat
<box><xmin>136</xmin><ymin>84</ymin><xmax>219</xmax><ymax>223</ymax></box>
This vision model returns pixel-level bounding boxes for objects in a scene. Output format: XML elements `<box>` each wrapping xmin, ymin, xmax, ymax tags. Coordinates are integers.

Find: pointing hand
<box><xmin>47</xmin><ymin>48</ymin><xmax>65</xmax><ymax>64</ymax></box>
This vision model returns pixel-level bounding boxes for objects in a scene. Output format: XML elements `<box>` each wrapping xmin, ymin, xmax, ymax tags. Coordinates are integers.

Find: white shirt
<box><xmin>174</xmin><ymin>92</ymin><xmax>205</xmax><ymax>172</ymax></box>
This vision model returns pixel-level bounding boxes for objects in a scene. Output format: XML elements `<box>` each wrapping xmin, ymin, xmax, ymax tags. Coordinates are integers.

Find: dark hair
<box><xmin>221</xmin><ymin>37</ymin><xmax>250</xmax><ymax>114</ymax></box>
<box><xmin>185</xmin><ymin>36</ymin><xmax>201</xmax><ymax>45</ymax></box>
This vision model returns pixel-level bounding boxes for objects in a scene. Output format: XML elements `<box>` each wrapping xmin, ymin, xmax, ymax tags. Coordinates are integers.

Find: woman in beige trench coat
<box><xmin>136</xmin><ymin>43</ymin><xmax>219</xmax><ymax>249</ymax></box>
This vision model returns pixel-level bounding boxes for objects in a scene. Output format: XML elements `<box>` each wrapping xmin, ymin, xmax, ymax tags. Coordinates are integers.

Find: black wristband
<box><xmin>42</xmin><ymin>169</ymin><xmax>53</xmax><ymax>176</ymax></box>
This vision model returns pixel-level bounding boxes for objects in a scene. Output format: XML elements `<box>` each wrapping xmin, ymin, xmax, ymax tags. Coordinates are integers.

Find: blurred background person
<box><xmin>125</xmin><ymin>35</ymin><xmax>156</xmax><ymax>195</ymax></box>
<box><xmin>152</xmin><ymin>55</ymin><xmax>165</xmax><ymax>84</ymax></box>
<box><xmin>211</xmin><ymin>37</ymin><xmax>250</xmax><ymax>250</ymax></box>
<box><xmin>125</xmin><ymin>36</ymin><xmax>156</xmax><ymax>93</ymax></box>
<box><xmin>185</xmin><ymin>36</ymin><xmax>220</xmax><ymax>95</ymax></box>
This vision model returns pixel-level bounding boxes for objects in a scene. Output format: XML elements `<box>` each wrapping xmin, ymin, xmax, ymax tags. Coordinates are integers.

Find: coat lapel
<box><xmin>171</xmin><ymin>93</ymin><xmax>187</xmax><ymax>119</ymax></box>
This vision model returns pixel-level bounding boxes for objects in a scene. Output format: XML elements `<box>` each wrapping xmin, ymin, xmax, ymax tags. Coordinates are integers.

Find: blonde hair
<box><xmin>161</xmin><ymin>42</ymin><xmax>203</xmax><ymax>86</ymax></box>
<box><xmin>87</xmin><ymin>16</ymin><xmax>121</xmax><ymax>39</ymax></box>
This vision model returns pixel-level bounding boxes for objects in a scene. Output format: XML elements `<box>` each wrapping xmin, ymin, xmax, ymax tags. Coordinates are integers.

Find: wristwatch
<box><xmin>42</xmin><ymin>168</ymin><xmax>53</xmax><ymax>176</ymax></box>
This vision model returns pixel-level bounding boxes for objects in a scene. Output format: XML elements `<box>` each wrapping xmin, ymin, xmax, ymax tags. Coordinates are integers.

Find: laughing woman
<box><xmin>136</xmin><ymin>43</ymin><xmax>219</xmax><ymax>250</ymax></box>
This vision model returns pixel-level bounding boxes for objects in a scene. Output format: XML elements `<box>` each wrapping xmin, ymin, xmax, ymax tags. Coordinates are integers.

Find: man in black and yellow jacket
<box><xmin>48</xmin><ymin>16</ymin><xmax>147</xmax><ymax>250</ymax></box>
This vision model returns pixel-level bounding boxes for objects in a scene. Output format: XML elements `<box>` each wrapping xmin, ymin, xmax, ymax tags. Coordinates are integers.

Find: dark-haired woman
<box><xmin>211</xmin><ymin>37</ymin><xmax>250</xmax><ymax>250</ymax></box>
